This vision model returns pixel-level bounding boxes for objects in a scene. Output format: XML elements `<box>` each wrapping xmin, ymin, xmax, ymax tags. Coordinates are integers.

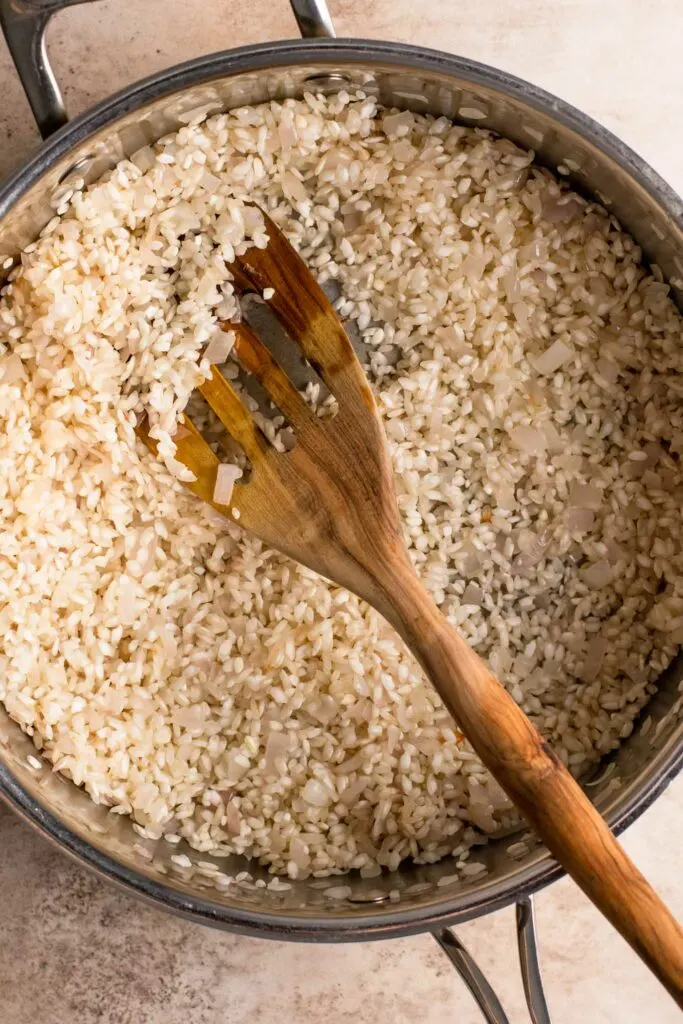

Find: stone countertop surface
<box><xmin>0</xmin><ymin>2</ymin><xmax>682</xmax><ymax>1022</ymax></box>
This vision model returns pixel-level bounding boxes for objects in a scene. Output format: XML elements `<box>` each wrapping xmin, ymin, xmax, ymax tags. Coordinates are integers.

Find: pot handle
<box><xmin>0</xmin><ymin>0</ymin><xmax>337</xmax><ymax>140</ymax></box>
<box><xmin>0</xmin><ymin>0</ymin><xmax>102</xmax><ymax>139</ymax></box>
<box><xmin>432</xmin><ymin>897</ymin><xmax>552</xmax><ymax>1024</ymax></box>
<box><xmin>290</xmin><ymin>0</ymin><xmax>336</xmax><ymax>38</ymax></box>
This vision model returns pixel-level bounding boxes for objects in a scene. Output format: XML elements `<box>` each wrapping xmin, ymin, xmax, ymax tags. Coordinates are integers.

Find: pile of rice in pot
<box><xmin>1</xmin><ymin>90</ymin><xmax>682</xmax><ymax>880</ymax></box>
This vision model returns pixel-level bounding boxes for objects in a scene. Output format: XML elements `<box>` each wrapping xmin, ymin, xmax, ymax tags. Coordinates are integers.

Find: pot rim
<box><xmin>1</xmin><ymin>36</ymin><xmax>682</xmax><ymax>940</ymax></box>
<box><xmin>3</xmin><ymin>737</ymin><xmax>681</xmax><ymax>941</ymax></box>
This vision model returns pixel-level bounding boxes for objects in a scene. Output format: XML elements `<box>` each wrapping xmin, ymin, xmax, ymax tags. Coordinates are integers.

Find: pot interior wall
<box><xmin>1</xmin><ymin>50</ymin><xmax>682</xmax><ymax>936</ymax></box>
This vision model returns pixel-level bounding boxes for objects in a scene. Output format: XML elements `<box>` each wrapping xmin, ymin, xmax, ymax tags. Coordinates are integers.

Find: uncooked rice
<box><xmin>1</xmin><ymin>90</ymin><xmax>683</xmax><ymax>879</ymax></box>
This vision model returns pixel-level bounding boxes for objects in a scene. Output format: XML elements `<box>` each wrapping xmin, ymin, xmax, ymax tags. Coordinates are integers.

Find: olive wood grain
<box><xmin>138</xmin><ymin>210</ymin><xmax>683</xmax><ymax>1007</ymax></box>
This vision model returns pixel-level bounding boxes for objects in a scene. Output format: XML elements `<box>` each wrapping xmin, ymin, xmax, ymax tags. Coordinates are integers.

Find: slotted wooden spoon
<box><xmin>138</xmin><ymin>211</ymin><xmax>683</xmax><ymax>1006</ymax></box>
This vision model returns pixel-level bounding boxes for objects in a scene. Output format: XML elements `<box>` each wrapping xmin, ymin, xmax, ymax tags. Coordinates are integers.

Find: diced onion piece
<box><xmin>642</xmin><ymin>470</ymin><xmax>662</xmax><ymax>490</ymax></box>
<box><xmin>531</xmin><ymin>339</ymin><xmax>573</xmax><ymax>375</ymax></box>
<box><xmin>510</xmin><ymin>425</ymin><xmax>547</xmax><ymax>455</ymax></box>
<box><xmin>554</xmin><ymin>452</ymin><xmax>583</xmax><ymax>473</ymax></box>
<box><xmin>289</xmin><ymin>836</ymin><xmax>310</xmax><ymax>870</ymax></box>
<box><xmin>41</xmin><ymin>419</ymin><xmax>71</xmax><ymax>453</ymax></box>
<box><xmin>393</xmin><ymin>139</ymin><xmax>416</xmax><ymax>162</ymax></box>
<box><xmin>223</xmin><ymin>800</ymin><xmax>241</xmax><ymax>835</ymax></box>
<box><xmin>460</xmin><ymin>250</ymin><xmax>487</xmax><ymax>278</ymax></box>
<box><xmin>382</xmin><ymin>110</ymin><xmax>414</xmax><ymax>136</ymax></box>
<box><xmin>493</xmin><ymin>481</ymin><xmax>515</xmax><ymax>509</ymax></box>
<box><xmin>167</xmin><ymin>200</ymin><xmax>199</xmax><ymax>233</ymax></box>
<box><xmin>278</xmin><ymin>120</ymin><xmax>296</xmax><ymax>149</ymax></box>
<box><xmin>225</xmin><ymin>749</ymin><xmax>250</xmax><ymax>782</ymax></box>
<box><xmin>513</xmin><ymin>301</ymin><xmax>530</xmax><ymax>327</ymax></box>
<box><xmin>581</xmin><ymin>559</ymin><xmax>612</xmax><ymax>589</ymax></box>
<box><xmin>543</xmin><ymin>658</ymin><xmax>563</xmax><ymax>679</ymax></box>
<box><xmin>243</xmin><ymin>205</ymin><xmax>264</xmax><ymax>234</ymax></box>
<box><xmin>595</xmin><ymin>357</ymin><xmax>619</xmax><ymax>385</ymax></box>
<box><xmin>52</xmin><ymin>569</ymin><xmax>79</xmax><ymax>609</ymax></box>
<box><xmin>265</xmin><ymin>730</ymin><xmax>291</xmax><ymax>771</ymax></box>
<box><xmin>542</xmin><ymin>194</ymin><xmax>582</xmax><ymax>223</ymax></box>
<box><xmin>204</xmin><ymin>329</ymin><xmax>235</xmax><ymax>365</ymax></box>
<box><xmin>571</xmin><ymin>424</ymin><xmax>589</xmax><ymax>446</ymax></box>
<box><xmin>282</xmin><ymin>171</ymin><xmax>308</xmax><ymax>204</ymax></box>
<box><xmin>513</xmin><ymin>654</ymin><xmax>536</xmax><ymax>676</ymax></box>
<box><xmin>568</xmin><ymin>482</ymin><xmax>602</xmax><ymax>509</ymax></box>
<box><xmin>172</xmin><ymin>422</ymin><xmax>191</xmax><ymax>441</ymax></box>
<box><xmin>130</xmin><ymin>146</ymin><xmax>155</xmax><ymax>172</ymax></box>
<box><xmin>461</xmin><ymin>583</ymin><xmax>484</xmax><ymax>607</ymax></box>
<box><xmin>526</xmin><ymin>379</ymin><xmax>545</xmax><ymax>405</ymax></box>
<box><xmin>513</xmin><ymin>528</ymin><xmax>551</xmax><ymax>572</ymax></box>
<box><xmin>486</xmin><ymin>779</ymin><xmax>513</xmax><ymax>811</ymax></box>
<box><xmin>177</xmin><ymin>104</ymin><xmax>216</xmax><ymax>124</ymax></box>
<box><xmin>563</xmin><ymin>507</ymin><xmax>595</xmax><ymax>532</ymax></box>
<box><xmin>581</xmin><ymin>635</ymin><xmax>609</xmax><ymax>682</ymax></box>
<box><xmin>643</xmin><ymin>442</ymin><xmax>663</xmax><ymax>468</ymax></box>
<box><xmin>458</xmin><ymin>541</ymin><xmax>483</xmax><ymax>578</ymax></box>
<box><xmin>200</xmin><ymin>170</ymin><xmax>222</xmax><ymax>192</ymax></box>
<box><xmin>213</xmin><ymin>463</ymin><xmax>243</xmax><ymax>505</ymax></box>
<box><xmin>489</xmin><ymin>646</ymin><xmax>512</xmax><ymax>676</ymax></box>
<box><xmin>173</xmin><ymin>705</ymin><xmax>207</xmax><ymax>729</ymax></box>
<box><xmin>0</xmin><ymin>353</ymin><xmax>26</xmax><ymax>385</ymax></box>
<box><xmin>605</xmin><ymin>539</ymin><xmax>626</xmax><ymax>565</ymax></box>
<box><xmin>520</xmin><ymin>238</ymin><xmax>547</xmax><ymax>264</ymax></box>
<box><xmin>542</xmin><ymin>421</ymin><xmax>564</xmax><ymax>453</ymax></box>
<box><xmin>310</xmin><ymin>694</ymin><xmax>337</xmax><ymax>724</ymax></box>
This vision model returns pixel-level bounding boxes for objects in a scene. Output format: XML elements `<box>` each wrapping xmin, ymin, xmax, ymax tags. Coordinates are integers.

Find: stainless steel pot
<box><xmin>0</xmin><ymin>2</ymin><xmax>682</xmax><ymax>1020</ymax></box>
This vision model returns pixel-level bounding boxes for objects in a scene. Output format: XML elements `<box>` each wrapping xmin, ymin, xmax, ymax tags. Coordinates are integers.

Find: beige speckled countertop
<box><xmin>0</xmin><ymin>2</ymin><xmax>682</xmax><ymax>1022</ymax></box>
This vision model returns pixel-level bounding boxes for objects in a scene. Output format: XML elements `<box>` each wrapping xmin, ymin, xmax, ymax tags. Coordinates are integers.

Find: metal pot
<box><xmin>0</xmin><ymin>2</ymin><xmax>681</xmax><ymax>1020</ymax></box>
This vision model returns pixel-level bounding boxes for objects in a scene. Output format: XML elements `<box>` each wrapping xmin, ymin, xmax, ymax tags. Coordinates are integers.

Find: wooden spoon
<box><xmin>138</xmin><ymin>211</ymin><xmax>683</xmax><ymax>1006</ymax></box>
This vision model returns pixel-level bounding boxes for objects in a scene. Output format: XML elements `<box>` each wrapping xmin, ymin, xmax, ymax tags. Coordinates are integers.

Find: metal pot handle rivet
<box><xmin>433</xmin><ymin>897</ymin><xmax>552</xmax><ymax>1024</ymax></box>
<box><xmin>0</xmin><ymin>0</ymin><xmax>336</xmax><ymax>140</ymax></box>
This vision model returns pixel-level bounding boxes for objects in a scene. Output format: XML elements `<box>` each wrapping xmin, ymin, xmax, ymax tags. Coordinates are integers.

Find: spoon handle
<box><xmin>382</xmin><ymin>563</ymin><xmax>683</xmax><ymax>1008</ymax></box>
